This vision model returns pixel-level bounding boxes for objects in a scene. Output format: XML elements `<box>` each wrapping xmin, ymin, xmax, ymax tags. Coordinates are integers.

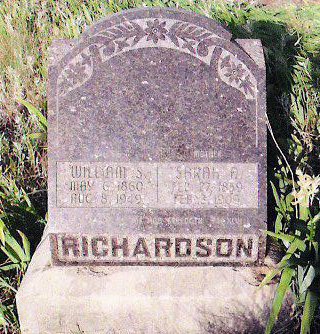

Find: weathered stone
<box><xmin>17</xmin><ymin>7</ymin><xmax>271</xmax><ymax>333</ymax></box>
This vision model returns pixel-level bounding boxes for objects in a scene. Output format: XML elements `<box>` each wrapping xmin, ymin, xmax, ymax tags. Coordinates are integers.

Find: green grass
<box><xmin>0</xmin><ymin>0</ymin><xmax>319</xmax><ymax>333</ymax></box>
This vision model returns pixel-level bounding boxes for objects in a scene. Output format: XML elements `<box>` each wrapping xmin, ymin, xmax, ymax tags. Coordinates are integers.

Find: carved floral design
<box><xmin>218</xmin><ymin>51</ymin><xmax>256</xmax><ymax>100</ymax></box>
<box><xmin>144</xmin><ymin>19</ymin><xmax>168</xmax><ymax>43</ymax></box>
<box><xmin>167</xmin><ymin>21</ymin><xmax>215</xmax><ymax>56</ymax></box>
<box><xmin>57</xmin><ymin>18</ymin><xmax>219</xmax><ymax>97</ymax></box>
<box><xmin>92</xmin><ymin>19</ymin><xmax>217</xmax><ymax>58</ymax></box>
<box><xmin>97</xmin><ymin>21</ymin><xmax>145</xmax><ymax>55</ymax></box>
<box><xmin>57</xmin><ymin>18</ymin><xmax>256</xmax><ymax>100</ymax></box>
<box><xmin>58</xmin><ymin>51</ymin><xmax>93</xmax><ymax>96</ymax></box>
<box><xmin>58</xmin><ymin>63</ymin><xmax>86</xmax><ymax>95</ymax></box>
<box><xmin>221</xmin><ymin>56</ymin><xmax>246</xmax><ymax>84</ymax></box>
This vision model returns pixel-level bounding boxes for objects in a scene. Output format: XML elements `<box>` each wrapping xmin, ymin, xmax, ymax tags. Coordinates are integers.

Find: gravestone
<box><xmin>17</xmin><ymin>7</ymin><xmax>273</xmax><ymax>334</ymax></box>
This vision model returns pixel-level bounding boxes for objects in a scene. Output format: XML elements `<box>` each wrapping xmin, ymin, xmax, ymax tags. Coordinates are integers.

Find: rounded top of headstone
<box><xmin>80</xmin><ymin>7</ymin><xmax>232</xmax><ymax>42</ymax></box>
<box><xmin>51</xmin><ymin>7</ymin><xmax>264</xmax><ymax>76</ymax></box>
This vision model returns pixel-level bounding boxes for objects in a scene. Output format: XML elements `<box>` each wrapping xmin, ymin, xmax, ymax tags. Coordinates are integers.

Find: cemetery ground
<box><xmin>0</xmin><ymin>0</ymin><xmax>319</xmax><ymax>333</ymax></box>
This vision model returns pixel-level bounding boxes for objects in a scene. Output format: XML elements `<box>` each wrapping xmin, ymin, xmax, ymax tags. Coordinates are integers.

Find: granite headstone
<box><xmin>49</xmin><ymin>7</ymin><xmax>266</xmax><ymax>266</ymax></box>
<box><xmin>17</xmin><ymin>8</ymin><xmax>271</xmax><ymax>334</ymax></box>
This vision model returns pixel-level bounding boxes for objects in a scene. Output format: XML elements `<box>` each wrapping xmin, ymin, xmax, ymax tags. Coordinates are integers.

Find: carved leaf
<box><xmin>130</xmin><ymin>22</ymin><xmax>145</xmax><ymax>45</ymax></box>
<box><xmin>102</xmin><ymin>41</ymin><xmax>116</xmax><ymax>56</ymax></box>
<box><xmin>107</xmin><ymin>27</ymin><xmax>122</xmax><ymax>36</ymax></box>
<box><xmin>197</xmin><ymin>32</ymin><xmax>212</xmax><ymax>40</ymax></box>
<box><xmin>115</xmin><ymin>39</ymin><xmax>130</xmax><ymax>52</ymax></box>
<box><xmin>197</xmin><ymin>38</ymin><xmax>215</xmax><ymax>57</ymax></box>
<box><xmin>221</xmin><ymin>55</ymin><xmax>231</xmax><ymax>69</ymax></box>
<box><xmin>80</xmin><ymin>52</ymin><xmax>92</xmax><ymax>66</ymax></box>
<box><xmin>167</xmin><ymin>32</ymin><xmax>179</xmax><ymax>47</ymax></box>
<box><xmin>186</xmin><ymin>26</ymin><xmax>197</xmax><ymax>34</ymax></box>
<box><xmin>240</xmin><ymin>76</ymin><xmax>255</xmax><ymax>96</ymax></box>
<box><xmin>197</xmin><ymin>40</ymin><xmax>209</xmax><ymax>57</ymax></box>
<box><xmin>91</xmin><ymin>21</ymin><xmax>145</xmax><ymax>54</ymax></box>
<box><xmin>170</xmin><ymin>22</ymin><xmax>183</xmax><ymax>31</ymax></box>
<box><xmin>176</xmin><ymin>22</ymin><xmax>188</xmax><ymax>32</ymax></box>
<box><xmin>89</xmin><ymin>35</ymin><xmax>112</xmax><ymax>45</ymax></box>
<box><xmin>182</xmin><ymin>40</ymin><xmax>196</xmax><ymax>54</ymax></box>
<box><xmin>117</xmin><ymin>24</ymin><xmax>128</xmax><ymax>33</ymax></box>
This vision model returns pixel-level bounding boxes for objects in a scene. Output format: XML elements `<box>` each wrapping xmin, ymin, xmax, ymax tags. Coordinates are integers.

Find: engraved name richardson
<box><xmin>50</xmin><ymin>234</ymin><xmax>259</xmax><ymax>265</ymax></box>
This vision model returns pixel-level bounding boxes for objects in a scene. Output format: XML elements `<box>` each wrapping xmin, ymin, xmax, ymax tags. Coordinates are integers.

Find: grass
<box><xmin>0</xmin><ymin>0</ymin><xmax>319</xmax><ymax>333</ymax></box>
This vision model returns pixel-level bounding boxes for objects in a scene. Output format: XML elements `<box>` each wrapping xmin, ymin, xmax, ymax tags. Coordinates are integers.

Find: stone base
<box><xmin>17</xmin><ymin>236</ymin><xmax>276</xmax><ymax>334</ymax></box>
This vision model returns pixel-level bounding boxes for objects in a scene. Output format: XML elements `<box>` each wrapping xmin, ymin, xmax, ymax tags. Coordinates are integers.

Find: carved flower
<box><xmin>144</xmin><ymin>19</ymin><xmax>167</xmax><ymax>43</ymax></box>
<box><xmin>224</xmin><ymin>62</ymin><xmax>246</xmax><ymax>85</ymax></box>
